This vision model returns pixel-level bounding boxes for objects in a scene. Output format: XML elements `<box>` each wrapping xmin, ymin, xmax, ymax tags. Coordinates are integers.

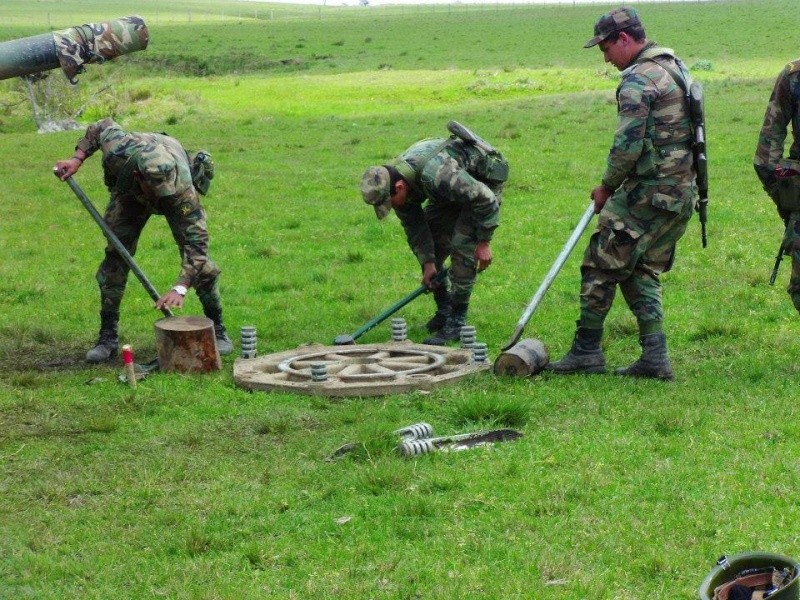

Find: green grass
<box><xmin>2</xmin><ymin>0</ymin><xmax>800</xmax><ymax>598</ymax></box>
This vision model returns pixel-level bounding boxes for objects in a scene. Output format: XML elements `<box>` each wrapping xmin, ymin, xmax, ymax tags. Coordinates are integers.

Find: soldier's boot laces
<box><xmin>214</xmin><ymin>323</ymin><xmax>234</xmax><ymax>356</ymax></box>
<box><xmin>423</xmin><ymin>304</ymin><xmax>467</xmax><ymax>345</ymax></box>
<box><xmin>615</xmin><ymin>332</ymin><xmax>674</xmax><ymax>381</ymax></box>
<box><xmin>545</xmin><ymin>324</ymin><xmax>606</xmax><ymax>374</ymax></box>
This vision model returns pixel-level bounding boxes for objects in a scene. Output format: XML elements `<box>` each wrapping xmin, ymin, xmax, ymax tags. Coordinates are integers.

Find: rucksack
<box><xmin>189</xmin><ymin>150</ymin><xmax>214</xmax><ymax>196</ymax></box>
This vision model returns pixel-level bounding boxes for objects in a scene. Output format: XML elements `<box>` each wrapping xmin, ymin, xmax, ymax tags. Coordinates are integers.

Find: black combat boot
<box><xmin>213</xmin><ymin>323</ymin><xmax>233</xmax><ymax>355</ymax></box>
<box><xmin>203</xmin><ymin>307</ymin><xmax>233</xmax><ymax>356</ymax></box>
<box><xmin>545</xmin><ymin>322</ymin><xmax>606</xmax><ymax>374</ymax></box>
<box><xmin>425</xmin><ymin>287</ymin><xmax>451</xmax><ymax>332</ymax></box>
<box><xmin>86</xmin><ymin>311</ymin><xmax>119</xmax><ymax>363</ymax></box>
<box><xmin>423</xmin><ymin>303</ymin><xmax>467</xmax><ymax>345</ymax></box>
<box><xmin>615</xmin><ymin>332</ymin><xmax>674</xmax><ymax>381</ymax></box>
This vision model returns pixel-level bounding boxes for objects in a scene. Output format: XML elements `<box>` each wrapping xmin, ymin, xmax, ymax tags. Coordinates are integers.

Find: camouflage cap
<box><xmin>584</xmin><ymin>7</ymin><xmax>641</xmax><ymax>48</ymax></box>
<box><xmin>360</xmin><ymin>166</ymin><xmax>392</xmax><ymax>220</ymax></box>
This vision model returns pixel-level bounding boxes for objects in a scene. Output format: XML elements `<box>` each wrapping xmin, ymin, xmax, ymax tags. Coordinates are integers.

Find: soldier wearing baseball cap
<box><xmin>359</xmin><ymin>126</ymin><xmax>506</xmax><ymax>344</ymax></box>
<box><xmin>547</xmin><ymin>7</ymin><xmax>698</xmax><ymax>380</ymax></box>
<box><xmin>583</xmin><ymin>7</ymin><xmax>642</xmax><ymax>48</ymax></box>
<box><xmin>360</xmin><ymin>166</ymin><xmax>393</xmax><ymax>220</ymax></box>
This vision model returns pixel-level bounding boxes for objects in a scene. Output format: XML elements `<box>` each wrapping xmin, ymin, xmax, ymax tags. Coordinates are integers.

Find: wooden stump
<box><xmin>493</xmin><ymin>338</ymin><xmax>549</xmax><ymax>377</ymax></box>
<box><xmin>154</xmin><ymin>316</ymin><xmax>221</xmax><ymax>373</ymax></box>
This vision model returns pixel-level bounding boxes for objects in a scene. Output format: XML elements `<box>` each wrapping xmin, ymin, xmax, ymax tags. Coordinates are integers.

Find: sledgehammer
<box><xmin>495</xmin><ymin>202</ymin><xmax>595</xmax><ymax>375</ymax></box>
<box><xmin>62</xmin><ymin>175</ymin><xmax>173</xmax><ymax>318</ymax></box>
<box><xmin>334</xmin><ymin>268</ymin><xmax>449</xmax><ymax>345</ymax></box>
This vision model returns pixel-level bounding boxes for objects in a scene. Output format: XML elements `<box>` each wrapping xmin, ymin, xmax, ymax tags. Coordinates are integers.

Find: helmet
<box><xmin>698</xmin><ymin>552</ymin><xmax>800</xmax><ymax>600</ymax></box>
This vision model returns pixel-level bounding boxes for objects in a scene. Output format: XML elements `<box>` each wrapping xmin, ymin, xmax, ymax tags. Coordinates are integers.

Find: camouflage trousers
<box><xmin>579</xmin><ymin>180</ymin><xmax>695</xmax><ymax>328</ymax></box>
<box><xmin>425</xmin><ymin>200</ymin><xmax>491</xmax><ymax>307</ymax></box>
<box><xmin>782</xmin><ymin>212</ymin><xmax>800</xmax><ymax>313</ymax></box>
<box><xmin>96</xmin><ymin>191</ymin><xmax>222</xmax><ymax>316</ymax></box>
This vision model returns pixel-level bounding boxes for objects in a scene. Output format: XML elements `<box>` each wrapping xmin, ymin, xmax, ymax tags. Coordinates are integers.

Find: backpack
<box><xmin>189</xmin><ymin>150</ymin><xmax>214</xmax><ymax>195</ymax></box>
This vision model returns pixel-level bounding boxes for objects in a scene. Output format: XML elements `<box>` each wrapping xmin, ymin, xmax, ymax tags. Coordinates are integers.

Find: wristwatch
<box><xmin>172</xmin><ymin>285</ymin><xmax>188</xmax><ymax>296</ymax></box>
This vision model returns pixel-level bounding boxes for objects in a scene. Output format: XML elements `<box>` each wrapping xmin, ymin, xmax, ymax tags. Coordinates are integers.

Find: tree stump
<box><xmin>154</xmin><ymin>316</ymin><xmax>221</xmax><ymax>373</ymax></box>
<box><xmin>493</xmin><ymin>338</ymin><xmax>549</xmax><ymax>377</ymax></box>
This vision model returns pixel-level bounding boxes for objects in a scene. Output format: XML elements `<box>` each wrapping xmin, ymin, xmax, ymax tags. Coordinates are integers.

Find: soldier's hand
<box><xmin>475</xmin><ymin>241</ymin><xmax>492</xmax><ymax>272</ymax></box>
<box><xmin>421</xmin><ymin>262</ymin><xmax>438</xmax><ymax>288</ymax></box>
<box><xmin>53</xmin><ymin>157</ymin><xmax>82</xmax><ymax>181</ymax></box>
<box><xmin>590</xmin><ymin>185</ymin><xmax>613</xmax><ymax>213</ymax></box>
<box><xmin>155</xmin><ymin>290</ymin><xmax>185</xmax><ymax>310</ymax></box>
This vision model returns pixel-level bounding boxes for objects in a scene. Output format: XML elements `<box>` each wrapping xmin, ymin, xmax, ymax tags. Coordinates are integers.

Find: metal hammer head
<box><xmin>333</xmin><ymin>334</ymin><xmax>355</xmax><ymax>346</ymax></box>
<box><xmin>493</xmin><ymin>338</ymin><xmax>549</xmax><ymax>377</ymax></box>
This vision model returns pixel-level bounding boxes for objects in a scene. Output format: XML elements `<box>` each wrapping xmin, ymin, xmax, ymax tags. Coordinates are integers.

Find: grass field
<box><xmin>2</xmin><ymin>1</ymin><xmax>800</xmax><ymax>598</ymax></box>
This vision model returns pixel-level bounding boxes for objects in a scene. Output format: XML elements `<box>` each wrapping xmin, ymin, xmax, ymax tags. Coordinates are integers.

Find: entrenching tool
<box><xmin>333</xmin><ymin>267</ymin><xmax>449</xmax><ymax>345</ymax></box>
<box><xmin>62</xmin><ymin>175</ymin><xmax>173</xmax><ymax>318</ymax></box>
<box><xmin>495</xmin><ymin>202</ymin><xmax>595</xmax><ymax>374</ymax></box>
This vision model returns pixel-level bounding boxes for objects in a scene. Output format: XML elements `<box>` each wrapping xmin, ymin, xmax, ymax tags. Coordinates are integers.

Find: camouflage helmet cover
<box><xmin>697</xmin><ymin>552</ymin><xmax>800</xmax><ymax>600</ymax></box>
<box><xmin>360</xmin><ymin>166</ymin><xmax>392</xmax><ymax>220</ymax></box>
<box><xmin>584</xmin><ymin>7</ymin><xmax>642</xmax><ymax>48</ymax></box>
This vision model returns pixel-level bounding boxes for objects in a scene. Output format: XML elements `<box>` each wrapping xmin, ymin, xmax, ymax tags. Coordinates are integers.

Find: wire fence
<box><xmin>0</xmin><ymin>0</ymin><xmax>751</xmax><ymax>27</ymax></box>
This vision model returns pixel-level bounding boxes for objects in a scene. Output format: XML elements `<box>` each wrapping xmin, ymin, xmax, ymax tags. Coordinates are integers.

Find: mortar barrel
<box><xmin>0</xmin><ymin>16</ymin><xmax>148</xmax><ymax>82</ymax></box>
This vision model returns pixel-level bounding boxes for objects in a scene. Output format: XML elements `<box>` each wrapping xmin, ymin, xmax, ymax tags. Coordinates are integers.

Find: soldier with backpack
<box><xmin>360</xmin><ymin>122</ymin><xmax>508</xmax><ymax>345</ymax></box>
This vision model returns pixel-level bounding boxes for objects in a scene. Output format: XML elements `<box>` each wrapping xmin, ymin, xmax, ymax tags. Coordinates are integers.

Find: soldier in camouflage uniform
<box><xmin>547</xmin><ymin>7</ymin><xmax>697</xmax><ymax>380</ymax></box>
<box><xmin>754</xmin><ymin>59</ymin><xmax>800</xmax><ymax>315</ymax></box>
<box><xmin>54</xmin><ymin>118</ymin><xmax>233</xmax><ymax>363</ymax></box>
<box><xmin>360</xmin><ymin>134</ymin><xmax>506</xmax><ymax>344</ymax></box>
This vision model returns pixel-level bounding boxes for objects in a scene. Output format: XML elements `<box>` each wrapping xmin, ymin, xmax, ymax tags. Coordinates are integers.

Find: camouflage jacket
<box><xmin>392</xmin><ymin>138</ymin><xmax>501</xmax><ymax>265</ymax></box>
<box><xmin>603</xmin><ymin>43</ymin><xmax>695</xmax><ymax>191</ymax></box>
<box><xmin>75</xmin><ymin>118</ymin><xmax>213</xmax><ymax>287</ymax></box>
<box><xmin>754</xmin><ymin>59</ymin><xmax>800</xmax><ymax>190</ymax></box>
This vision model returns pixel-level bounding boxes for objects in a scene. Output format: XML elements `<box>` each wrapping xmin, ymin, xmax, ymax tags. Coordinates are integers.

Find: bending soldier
<box><xmin>54</xmin><ymin>118</ymin><xmax>233</xmax><ymax>362</ymax></box>
<box><xmin>360</xmin><ymin>125</ymin><xmax>507</xmax><ymax>344</ymax></box>
<box><xmin>547</xmin><ymin>7</ymin><xmax>697</xmax><ymax>380</ymax></box>
<box><xmin>754</xmin><ymin>59</ymin><xmax>800</xmax><ymax>314</ymax></box>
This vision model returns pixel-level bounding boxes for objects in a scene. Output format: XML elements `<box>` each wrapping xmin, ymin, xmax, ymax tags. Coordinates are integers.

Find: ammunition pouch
<box><xmin>774</xmin><ymin>159</ymin><xmax>800</xmax><ymax>212</ymax></box>
<box><xmin>189</xmin><ymin>150</ymin><xmax>214</xmax><ymax>196</ymax></box>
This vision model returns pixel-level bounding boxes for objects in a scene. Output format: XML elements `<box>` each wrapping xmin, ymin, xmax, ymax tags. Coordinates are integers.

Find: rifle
<box><xmin>770</xmin><ymin>241</ymin><xmax>786</xmax><ymax>286</ymax></box>
<box><xmin>690</xmin><ymin>81</ymin><xmax>709</xmax><ymax>248</ymax></box>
